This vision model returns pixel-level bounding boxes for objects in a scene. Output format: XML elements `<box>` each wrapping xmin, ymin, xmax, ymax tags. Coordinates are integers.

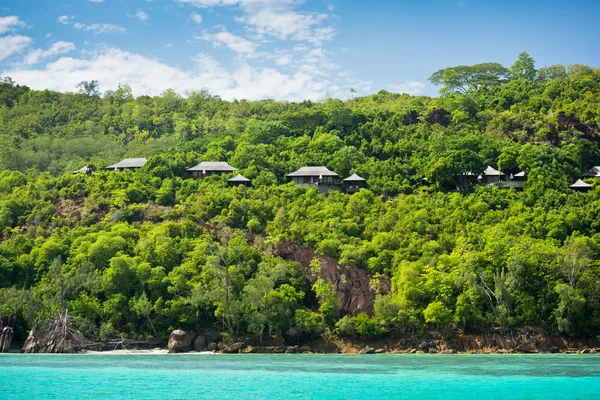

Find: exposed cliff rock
<box><xmin>273</xmin><ymin>240</ymin><xmax>391</xmax><ymax>315</ymax></box>
<box><xmin>200</xmin><ymin>223</ymin><xmax>390</xmax><ymax>315</ymax></box>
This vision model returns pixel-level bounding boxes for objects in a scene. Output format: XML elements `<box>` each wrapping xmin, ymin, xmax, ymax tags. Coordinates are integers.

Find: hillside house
<box><xmin>570</xmin><ymin>179</ymin><xmax>592</xmax><ymax>192</ymax></box>
<box><xmin>481</xmin><ymin>166</ymin><xmax>504</xmax><ymax>185</ymax></box>
<box><xmin>583</xmin><ymin>166</ymin><xmax>600</xmax><ymax>178</ymax></box>
<box><xmin>228</xmin><ymin>174</ymin><xmax>251</xmax><ymax>187</ymax></box>
<box><xmin>343</xmin><ymin>173</ymin><xmax>366</xmax><ymax>194</ymax></box>
<box><xmin>287</xmin><ymin>166</ymin><xmax>342</xmax><ymax>195</ymax></box>
<box><xmin>187</xmin><ymin>161</ymin><xmax>237</xmax><ymax>178</ymax></box>
<box><xmin>72</xmin><ymin>166</ymin><xmax>92</xmax><ymax>175</ymax></box>
<box><xmin>105</xmin><ymin>158</ymin><xmax>147</xmax><ymax>171</ymax></box>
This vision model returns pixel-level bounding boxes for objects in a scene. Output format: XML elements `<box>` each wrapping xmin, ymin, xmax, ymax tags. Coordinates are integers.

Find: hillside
<box><xmin>1</xmin><ymin>54</ymin><xmax>600</xmax><ymax>346</ymax></box>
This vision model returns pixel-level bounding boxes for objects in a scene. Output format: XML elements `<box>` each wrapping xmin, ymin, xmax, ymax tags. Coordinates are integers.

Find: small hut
<box><xmin>481</xmin><ymin>166</ymin><xmax>504</xmax><ymax>185</ymax></box>
<box><xmin>343</xmin><ymin>173</ymin><xmax>366</xmax><ymax>194</ymax></box>
<box><xmin>570</xmin><ymin>179</ymin><xmax>592</xmax><ymax>192</ymax></box>
<box><xmin>583</xmin><ymin>166</ymin><xmax>600</xmax><ymax>178</ymax></box>
<box><xmin>187</xmin><ymin>162</ymin><xmax>237</xmax><ymax>178</ymax></box>
<box><xmin>512</xmin><ymin>171</ymin><xmax>527</xmax><ymax>181</ymax></box>
<box><xmin>228</xmin><ymin>174</ymin><xmax>251</xmax><ymax>187</ymax></box>
<box><xmin>105</xmin><ymin>158</ymin><xmax>147</xmax><ymax>171</ymax></box>
<box><xmin>72</xmin><ymin>166</ymin><xmax>92</xmax><ymax>175</ymax></box>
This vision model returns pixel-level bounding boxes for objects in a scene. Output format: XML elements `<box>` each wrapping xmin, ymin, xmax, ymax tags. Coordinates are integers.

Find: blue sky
<box><xmin>0</xmin><ymin>0</ymin><xmax>598</xmax><ymax>100</ymax></box>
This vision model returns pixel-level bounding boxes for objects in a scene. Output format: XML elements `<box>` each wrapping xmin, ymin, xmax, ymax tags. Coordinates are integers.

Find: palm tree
<box><xmin>349</xmin><ymin>88</ymin><xmax>357</xmax><ymax>99</ymax></box>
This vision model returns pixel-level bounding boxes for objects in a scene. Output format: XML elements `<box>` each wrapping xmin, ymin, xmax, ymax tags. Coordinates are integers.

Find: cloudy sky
<box><xmin>0</xmin><ymin>0</ymin><xmax>598</xmax><ymax>100</ymax></box>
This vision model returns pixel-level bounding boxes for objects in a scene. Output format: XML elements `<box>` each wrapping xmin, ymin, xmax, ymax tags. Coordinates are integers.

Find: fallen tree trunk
<box><xmin>0</xmin><ymin>316</ymin><xmax>15</xmax><ymax>353</ymax></box>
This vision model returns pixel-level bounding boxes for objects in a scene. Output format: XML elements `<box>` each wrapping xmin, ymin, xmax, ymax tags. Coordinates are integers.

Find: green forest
<box><xmin>1</xmin><ymin>52</ymin><xmax>600</xmax><ymax>343</ymax></box>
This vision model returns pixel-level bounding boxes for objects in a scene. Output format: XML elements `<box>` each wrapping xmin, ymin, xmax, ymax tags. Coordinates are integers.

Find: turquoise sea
<box><xmin>1</xmin><ymin>354</ymin><xmax>600</xmax><ymax>399</ymax></box>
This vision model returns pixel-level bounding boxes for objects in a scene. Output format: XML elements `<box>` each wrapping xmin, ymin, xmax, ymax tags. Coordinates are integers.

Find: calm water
<box><xmin>1</xmin><ymin>354</ymin><xmax>600</xmax><ymax>399</ymax></box>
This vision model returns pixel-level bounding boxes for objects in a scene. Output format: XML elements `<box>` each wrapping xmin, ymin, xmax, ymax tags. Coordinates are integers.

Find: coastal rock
<box><xmin>223</xmin><ymin>343</ymin><xmax>243</xmax><ymax>354</ymax></box>
<box><xmin>299</xmin><ymin>345</ymin><xmax>313</xmax><ymax>353</ymax></box>
<box><xmin>193</xmin><ymin>335</ymin><xmax>206</xmax><ymax>352</ymax></box>
<box><xmin>375</xmin><ymin>349</ymin><xmax>386</xmax><ymax>354</ymax></box>
<box><xmin>360</xmin><ymin>347</ymin><xmax>375</xmax><ymax>354</ymax></box>
<box><xmin>218</xmin><ymin>341</ymin><xmax>227</xmax><ymax>350</ymax></box>
<box><xmin>167</xmin><ymin>330</ymin><xmax>197</xmax><ymax>353</ymax></box>
<box><xmin>241</xmin><ymin>346</ymin><xmax>256</xmax><ymax>354</ymax></box>
<box><xmin>208</xmin><ymin>342</ymin><xmax>218</xmax><ymax>351</ymax></box>
<box><xmin>515</xmin><ymin>343</ymin><xmax>533</xmax><ymax>353</ymax></box>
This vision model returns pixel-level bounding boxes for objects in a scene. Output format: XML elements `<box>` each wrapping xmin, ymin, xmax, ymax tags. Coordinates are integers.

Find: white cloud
<box><xmin>23</xmin><ymin>41</ymin><xmax>76</xmax><ymax>65</ymax></box>
<box><xmin>174</xmin><ymin>0</ymin><xmax>295</xmax><ymax>7</ymax></box>
<box><xmin>74</xmin><ymin>23</ymin><xmax>126</xmax><ymax>34</ymax></box>
<box><xmin>191</xmin><ymin>12</ymin><xmax>203</xmax><ymax>24</ymax></box>
<box><xmin>1</xmin><ymin>47</ymin><xmax>341</xmax><ymax>101</ymax></box>
<box><xmin>0</xmin><ymin>35</ymin><xmax>32</xmax><ymax>61</ymax></box>
<box><xmin>57</xmin><ymin>15</ymin><xmax>74</xmax><ymax>25</ymax></box>
<box><xmin>236</xmin><ymin>9</ymin><xmax>332</xmax><ymax>44</ymax></box>
<box><xmin>389</xmin><ymin>81</ymin><xmax>426</xmax><ymax>95</ymax></box>
<box><xmin>89</xmin><ymin>0</ymin><xmax>105</xmax><ymax>3</ymax></box>
<box><xmin>134</xmin><ymin>11</ymin><xmax>150</xmax><ymax>21</ymax></box>
<box><xmin>197</xmin><ymin>30</ymin><xmax>258</xmax><ymax>54</ymax></box>
<box><xmin>275</xmin><ymin>54</ymin><xmax>290</xmax><ymax>66</ymax></box>
<box><xmin>175</xmin><ymin>0</ymin><xmax>335</xmax><ymax>45</ymax></box>
<box><xmin>0</xmin><ymin>15</ymin><xmax>25</xmax><ymax>34</ymax></box>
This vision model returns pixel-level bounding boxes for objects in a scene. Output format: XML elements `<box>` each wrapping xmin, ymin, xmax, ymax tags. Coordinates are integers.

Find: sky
<box><xmin>0</xmin><ymin>0</ymin><xmax>598</xmax><ymax>101</ymax></box>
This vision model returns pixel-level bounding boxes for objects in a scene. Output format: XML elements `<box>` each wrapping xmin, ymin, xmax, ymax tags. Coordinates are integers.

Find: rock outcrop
<box><xmin>167</xmin><ymin>330</ymin><xmax>197</xmax><ymax>353</ymax></box>
<box><xmin>0</xmin><ymin>316</ymin><xmax>15</xmax><ymax>353</ymax></box>
<box><xmin>193</xmin><ymin>334</ymin><xmax>206</xmax><ymax>352</ymax></box>
<box><xmin>275</xmin><ymin>240</ymin><xmax>390</xmax><ymax>314</ymax></box>
<box><xmin>200</xmin><ymin>223</ymin><xmax>390</xmax><ymax>315</ymax></box>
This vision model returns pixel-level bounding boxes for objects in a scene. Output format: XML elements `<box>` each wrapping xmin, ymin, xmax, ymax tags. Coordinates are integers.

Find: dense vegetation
<box><xmin>1</xmin><ymin>53</ymin><xmax>600</xmax><ymax>342</ymax></box>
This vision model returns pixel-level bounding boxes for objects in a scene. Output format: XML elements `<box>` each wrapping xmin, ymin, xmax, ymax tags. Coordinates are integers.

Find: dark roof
<box><xmin>287</xmin><ymin>166</ymin><xmax>338</xmax><ymax>177</ymax></box>
<box><xmin>343</xmin><ymin>173</ymin><xmax>366</xmax><ymax>182</ymax></box>
<box><xmin>228</xmin><ymin>174</ymin><xmax>250</xmax><ymax>182</ymax></box>
<box><xmin>570</xmin><ymin>179</ymin><xmax>592</xmax><ymax>188</ymax></box>
<box><xmin>584</xmin><ymin>166</ymin><xmax>600</xmax><ymax>177</ymax></box>
<box><xmin>72</xmin><ymin>166</ymin><xmax>91</xmax><ymax>174</ymax></box>
<box><xmin>105</xmin><ymin>158</ymin><xmax>147</xmax><ymax>169</ymax></box>
<box><xmin>187</xmin><ymin>161</ymin><xmax>237</xmax><ymax>172</ymax></box>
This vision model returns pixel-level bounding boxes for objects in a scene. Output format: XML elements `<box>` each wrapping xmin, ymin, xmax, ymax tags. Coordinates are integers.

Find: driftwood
<box><xmin>22</xmin><ymin>312</ymin><xmax>90</xmax><ymax>353</ymax></box>
<box><xmin>0</xmin><ymin>316</ymin><xmax>15</xmax><ymax>353</ymax></box>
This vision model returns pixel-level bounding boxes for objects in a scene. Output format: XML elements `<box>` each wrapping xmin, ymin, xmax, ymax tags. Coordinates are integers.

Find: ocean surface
<box><xmin>1</xmin><ymin>354</ymin><xmax>600</xmax><ymax>399</ymax></box>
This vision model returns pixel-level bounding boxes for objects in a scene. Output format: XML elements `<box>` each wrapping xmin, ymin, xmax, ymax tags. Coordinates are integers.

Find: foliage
<box><xmin>1</xmin><ymin>54</ymin><xmax>600</xmax><ymax>340</ymax></box>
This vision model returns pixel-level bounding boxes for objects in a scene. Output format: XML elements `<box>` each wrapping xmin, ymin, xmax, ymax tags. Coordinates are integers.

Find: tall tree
<box><xmin>429</xmin><ymin>62</ymin><xmax>509</xmax><ymax>94</ymax></box>
<box><xmin>510</xmin><ymin>52</ymin><xmax>537</xmax><ymax>81</ymax></box>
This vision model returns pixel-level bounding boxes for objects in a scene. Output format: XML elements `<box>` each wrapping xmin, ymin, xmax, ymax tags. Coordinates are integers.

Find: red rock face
<box><xmin>274</xmin><ymin>240</ymin><xmax>391</xmax><ymax>315</ymax></box>
<box><xmin>201</xmin><ymin>222</ymin><xmax>391</xmax><ymax>315</ymax></box>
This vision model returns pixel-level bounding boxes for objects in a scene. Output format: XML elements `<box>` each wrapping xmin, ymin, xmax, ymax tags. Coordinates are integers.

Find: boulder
<box><xmin>218</xmin><ymin>341</ymin><xmax>227</xmax><ymax>350</ymax></box>
<box><xmin>241</xmin><ymin>346</ymin><xmax>256</xmax><ymax>354</ymax></box>
<box><xmin>193</xmin><ymin>335</ymin><xmax>206</xmax><ymax>352</ymax></box>
<box><xmin>207</xmin><ymin>342</ymin><xmax>218</xmax><ymax>351</ymax></box>
<box><xmin>515</xmin><ymin>343</ymin><xmax>533</xmax><ymax>353</ymax></box>
<box><xmin>223</xmin><ymin>343</ymin><xmax>243</xmax><ymax>354</ymax></box>
<box><xmin>375</xmin><ymin>349</ymin><xmax>386</xmax><ymax>354</ymax></box>
<box><xmin>167</xmin><ymin>330</ymin><xmax>197</xmax><ymax>353</ymax></box>
<box><xmin>360</xmin><ymin>347</ymin><xmax>375</xmax><ymax>354</ymax></box>
<box><xmin>299</xmin><ymin>345</ymin><xmax>313</xmax><ymax>353</ymax></box>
